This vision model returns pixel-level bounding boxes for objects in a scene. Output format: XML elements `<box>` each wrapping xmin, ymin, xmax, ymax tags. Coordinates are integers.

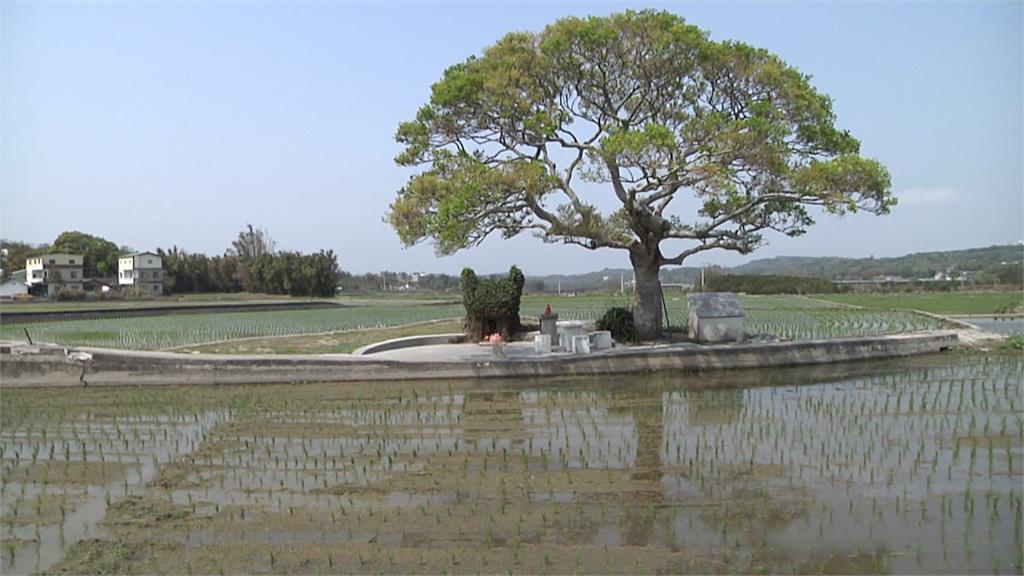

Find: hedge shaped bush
<box><xmin>461</xmin><ymin>266</ymin><xmax>525</xmax><ymax>337</ymax></box>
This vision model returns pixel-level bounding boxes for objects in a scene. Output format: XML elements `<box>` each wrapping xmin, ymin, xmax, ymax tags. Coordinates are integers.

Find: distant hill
<box><xmin>525</xmin><ymin>244</ymin><xmax>1022</xmax><ymax>291</ymax></box>
<box><xmin>732</xmin><ymin>244</ymin><xmax>1022</xmax><ymax>280</ymax></box>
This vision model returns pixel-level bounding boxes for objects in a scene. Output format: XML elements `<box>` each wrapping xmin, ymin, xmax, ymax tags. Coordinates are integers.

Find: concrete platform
<box><xmin>0</xmin><ymin>330</ymin><xmax>959</xmax><ymax>388</ymax></box>
<box><xmin>367</xmin><ymin>341</ymin><xmax>623</xmax><ymax>362</ymax></box>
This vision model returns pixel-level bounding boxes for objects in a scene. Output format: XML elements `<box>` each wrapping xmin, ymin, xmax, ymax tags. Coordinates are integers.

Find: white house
<box><xmin>118</xmin><ymin>252</ymin><xmax>164</xmax><ymax>295</ymax></box>
<box><xmin>25</xmin><ymin>254</ymin><xmax>84</xmax><ymax>297</ymax></box>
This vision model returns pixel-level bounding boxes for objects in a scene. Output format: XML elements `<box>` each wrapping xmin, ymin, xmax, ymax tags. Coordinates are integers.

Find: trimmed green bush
<box><xmin>461</xmin><ymin>266</ymin><xmax>525</xmax><ymax>339</ymax></box>
<box><xmin>596</xmin><ymin>307</ymin><xmax>639</xmax><ymax>343</ymax></box>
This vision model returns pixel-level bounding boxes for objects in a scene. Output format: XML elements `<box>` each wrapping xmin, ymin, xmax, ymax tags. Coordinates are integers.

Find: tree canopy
<box><xmin>160</xmin><ymin>225</ymin><xmax>339</xmax><ymax>297</ymax></box>
<box><xmin>51</xmin><ymin>231</ymin><xmax>121</xmax><ymax>278</ymax></box>
<box><xmin>0</xmin><ymin>240</ymin><xmax>48</xmax><ymax>281</ymax></box>
<box><xmin>389</xmin><ymin>10</ymin><xmax>892</xmax><ymax>337</ymax></box>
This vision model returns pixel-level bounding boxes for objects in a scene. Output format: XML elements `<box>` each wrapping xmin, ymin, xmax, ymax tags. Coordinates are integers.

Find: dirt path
<box><xmin>796</xmin><ymin>295</ymin><xmax>1007</xmax><ymax>349</ymax></box>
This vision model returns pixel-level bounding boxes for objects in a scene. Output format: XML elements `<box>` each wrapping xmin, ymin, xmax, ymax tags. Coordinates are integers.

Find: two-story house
<box><xmin>118</xmin><ymin>252</ymin><xmax>164</xmax><ymax>294</ymax></box>
<box><xmin>25</xmin><ymin>254</ymin><xmax>84</xmax><ymax>297</ymax></box>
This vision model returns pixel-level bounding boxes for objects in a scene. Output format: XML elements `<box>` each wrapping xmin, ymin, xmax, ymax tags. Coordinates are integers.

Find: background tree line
<box><xmin>159</xmin><ymin>226</ymin><xmax>338</xmax><ymax>297</ymax></box>
<box><xmin>0</xmin><ymin>226</ymin><xmax>339</xmax><ymax>298</ymax></box>
<box><xmin>1</xmin><ymin>231</ymin><xmax>128</xmax><ymax>280</ymax></box>
<box><xmin>701</xmin><ymin>273</ymin><xmax>838</xmax><ymax>295</ymax></box>
<box><xmin>157</xmin><ymin>248</ymin><xmax>339</xmax><ymax>297</ymax></box>
<box><xmin>336</xmin><ymin>271</ymin><xmax>462</xmax><ymax>293</ymax></box>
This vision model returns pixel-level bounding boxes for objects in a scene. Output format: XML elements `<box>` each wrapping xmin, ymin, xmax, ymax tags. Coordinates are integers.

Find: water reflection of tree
<box><xmin>604</xmin><ymin>384</ymin><xmax>666</xmax><ymax>546</ymax></box>
<box><xmin>686</xmin><ymin>388</ymin><xmax>745</xmax><ymax>427</ymax></box>
<box><xmin>605</xmin><ymin>375</ymin><xmax>751</xmax><ymax>548</ymax></box>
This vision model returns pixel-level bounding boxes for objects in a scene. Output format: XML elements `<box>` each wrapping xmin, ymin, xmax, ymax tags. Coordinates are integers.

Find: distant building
<box><xmin>26</xmin><ymin>254</ymin><xmax>84</xmax><ymax>297</ymax></box>
<box><xmin>687</xmin><ymin>292</ymin><xmax>745</xmax><ymax>343</ymax></box>
<box><xmin>118</xmin><ymin>252</ymin><xmax>164</xmax><ymax>295</ymax></box>
<box><xmin>83</xmin><ymin>277</ymin><xmax>117</xmax><ymax>293</ymax></box>
<box><xmin>957</xmin><ymin>270</ymin><xmax>980</xmax><ymax>281</ymax></box>
<box><xmin>0</xmin><ymin>269</ymin><xmax>29</xmax><ymax>299</ymax></box>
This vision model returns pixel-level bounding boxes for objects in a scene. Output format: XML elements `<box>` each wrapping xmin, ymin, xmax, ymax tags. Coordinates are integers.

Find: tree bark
<box><xmin>630</xmin><ymin>250</ymin><xmax>664</xmax><ymax>340</ymax></box>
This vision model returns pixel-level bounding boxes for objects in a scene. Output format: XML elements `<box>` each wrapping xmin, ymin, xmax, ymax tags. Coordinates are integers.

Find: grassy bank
<box><xmin>817</xmin><ymin>291</ymin><xmax>1024</xmax><ymax>315</ymax></box>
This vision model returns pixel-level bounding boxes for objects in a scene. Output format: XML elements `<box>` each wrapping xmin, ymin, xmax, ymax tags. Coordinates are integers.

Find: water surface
<box><xmin>2</xmin><ymin>354</ymin><xmax>1020</xmax><ymax>574</ymax></box>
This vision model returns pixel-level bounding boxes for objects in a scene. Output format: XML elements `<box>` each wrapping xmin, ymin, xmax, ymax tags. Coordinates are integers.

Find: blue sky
<box><xmin>2</xmin><ymin>1</ymin><xmax>1021</xmax><ymax>274</ymax></box>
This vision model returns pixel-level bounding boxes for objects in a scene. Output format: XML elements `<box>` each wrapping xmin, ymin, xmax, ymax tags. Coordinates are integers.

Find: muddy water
<box><xmin>1</xmin><ymin>354</ymin><xmax>1020</xmax><ymax>574</ymax></box>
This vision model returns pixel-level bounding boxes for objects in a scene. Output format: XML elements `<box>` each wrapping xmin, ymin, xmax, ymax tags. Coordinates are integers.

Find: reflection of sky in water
<box><xmin>656</xmin><ymin>360</ymin><xmax>1021</xmax><ymax>574</ymax></box>
<box><xmin>952</xmin><ymin>316</ymin><xmax>1024</xmax><ymax>336</ymax></box>
<box><xmin>660</xmin><ymin>366</ymin><xmax>1019</xmax><ymax>500</ymax></box>
<box><xmin>1</xmin><ymin>411</ymin><xmax>229</xmax><ymax>575</ymax></box>
<box><xmin>520</xmin><ymin>390</ymin><xmax>636</xmax><ymax>469</ymax></box>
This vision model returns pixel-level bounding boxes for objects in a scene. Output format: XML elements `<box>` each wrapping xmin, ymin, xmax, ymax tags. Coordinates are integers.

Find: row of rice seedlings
<box><xmin>0</xmin><ymin>304</ymin><xmax>465</xmax><ymax>349</ymax></box>
<box><xmin>3</xmin><ymin>294</ymin><xmax>940</xmax><ymax>349</ymax></box>
<box><xmin>122</xmin><ymin>356</ymin><xmax>1020</xmax><ymax>573</ymax></box>
<box><xmin>2</xmin><ymin>354</ymin><xmax>1019</xmax><ymax>573</ymax></box>
<box><xmin>0</xmin><ymin>406</ymin><xmax>227</xmax><ymax>573</ymax></box>
<box><xmin>745</xmin><ymin>309</ymin><xmax>944</xmax><ymax>340</ymax></box>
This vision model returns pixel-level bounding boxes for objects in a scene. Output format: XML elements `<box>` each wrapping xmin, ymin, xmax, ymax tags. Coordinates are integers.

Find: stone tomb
<box><xmin>687</xmin><ymin>292</ymin><xmax>746</xmax><ymax>343</ymax></box>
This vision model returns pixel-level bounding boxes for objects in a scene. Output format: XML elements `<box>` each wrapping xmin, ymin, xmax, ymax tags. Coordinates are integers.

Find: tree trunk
<box><xmin>631</xmin><ymin>251</ymin><xmax>663</xmax><ymax>340</ymax></box>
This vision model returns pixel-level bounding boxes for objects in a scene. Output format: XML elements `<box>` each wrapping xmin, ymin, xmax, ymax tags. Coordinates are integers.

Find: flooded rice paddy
<box><xmin>951</xmin><ymin>316</ymin><xmax>1024</xmax><ymax>337</ymax></box>
<box><xmin>1</xmin><ymin>353</ymin><xmax>1021</xmax><ymax>574</ymax></box>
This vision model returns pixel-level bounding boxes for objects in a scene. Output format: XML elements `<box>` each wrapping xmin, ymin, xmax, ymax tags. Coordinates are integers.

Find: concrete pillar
<box><xmin>534</xmin><ymin>334</ymin><xmax>551</xmax><ymax>354</ymax></box>
<box><xmin>539</xmin><ymin>312</ymin><xmax>559</xmax><ymax>347</ymax></box>
<box><xmin>591</xmin><ymin>330</ymin><xmax>613</xmax><ymax>350</ymax></box>
<box><xmin>558</xmin><ymin>322</ymin><xmax>586</xmax><ymax>352</ymax></box>
<box><xmin>571</xmin><ymin>334</ymin><xmax>590</xmax><ymax>354</ymax></box>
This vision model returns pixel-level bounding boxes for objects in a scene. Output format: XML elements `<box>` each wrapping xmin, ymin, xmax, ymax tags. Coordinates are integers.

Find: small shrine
<box><xmin>687</xmin><ymin>292</ymin><xmax>746</xmax><ymax>342</ymax></box>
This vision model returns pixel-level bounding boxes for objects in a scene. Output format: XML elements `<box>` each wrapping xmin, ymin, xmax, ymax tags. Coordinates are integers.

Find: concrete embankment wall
<box><xmin>0</xmin><ymin>331</ymin><xmax>957</xmax><ymax>388</ymax></box>
<box><xmin>352</xmin><ymin>333</ymin><xmax>466</xmax><ymax>355</ymax></box>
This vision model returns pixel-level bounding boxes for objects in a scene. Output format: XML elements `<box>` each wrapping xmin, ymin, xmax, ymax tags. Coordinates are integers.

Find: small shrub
<box><xmin>1006</xmin><ymin>335</ymin><xmax>1024</xmax><ymax>351</ymax></box>
<box><xmin>121</xmin><ymin>285</ymin><xmax>156</xmax><ymax>300</ymax></box>
<box><xmin>84</xmin><ymin>290</ymin><xmax>122</xmax><ymax>301</ymax></box>
<box><xmin>52</xmin><ymin>289</ymin><xmax>87</xmax><ymax>301</ymax></box>
<box><xmin>995</xmin><ymin>301</ymin><xmax>1024</xmax><ymax>315</ymax></box>
<box><xmin>596</xmin><ymin>307</ymin><xmax>639</xmax><ymax>343</ymax></box>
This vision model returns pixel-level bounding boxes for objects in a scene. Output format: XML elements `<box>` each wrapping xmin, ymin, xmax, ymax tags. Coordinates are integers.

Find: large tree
<box><xmin>51</xmin><ymin>231</ymin><xmax>120</xmax><ymax>278</ymax></box>
<box><xmin>388</xmin><ymin>10</ymin><xmax>893</xmax><ymax>338</ymax></box>
<box><xmin>227</xmin><ymin>224</ymin><xmax>277</xmax><ymax>292</ymax></box>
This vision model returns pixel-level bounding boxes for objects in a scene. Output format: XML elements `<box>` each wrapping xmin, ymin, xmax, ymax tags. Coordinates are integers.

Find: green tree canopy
<box><xmin>51</xmin><ymin>231</ymin><xmax>120</xmax><ymax>278</ymax></box>
<box><xmin>1</xmin><ymin>240</ymin><xmax>49</xmax><ymax>281</ymax></box>
<box><xmin>389</xmin><ymin>10</ymin><xmax>892</xmax><ymax>337</ymax></box>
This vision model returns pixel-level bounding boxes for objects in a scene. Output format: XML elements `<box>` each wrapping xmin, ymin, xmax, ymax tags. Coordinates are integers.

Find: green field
<box><xmin>1</xmin><ymin>304</ymin><xmax>466</xmax><ymax>350</ymax></box>
<box><xmin>180</xmin><ymin>320</ymin><xmax>463</xmax><ymax>355</ymax></box>
<box><xmin>0</xmin><ymin>292</ymin><xmax>464</xmax><ymax>314</ymax></box>
<box><xmin>818</xmin><ymin>292</ymin><xmax>1024</xmax><ymax>315</ymax></box>
<box><xmin>0</xmin><ymin>294</ymin><xmax>951</xmax><ymax>351</ymax></box>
